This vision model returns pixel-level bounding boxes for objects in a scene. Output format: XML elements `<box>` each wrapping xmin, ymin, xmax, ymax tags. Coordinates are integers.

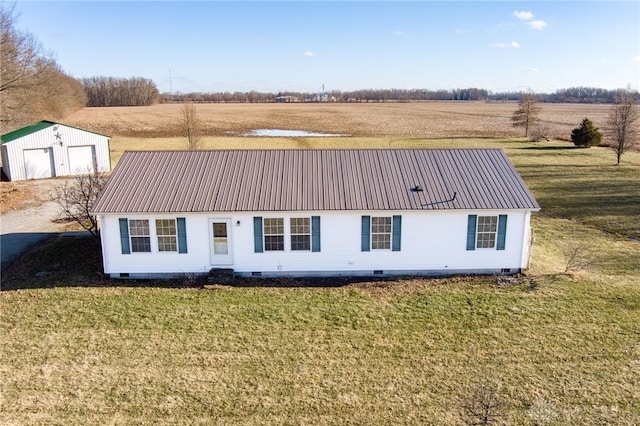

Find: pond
<box><xmin>238</xmin><ymin>129</ymin><xmax>349</xmax><ymax>137</ymax></box>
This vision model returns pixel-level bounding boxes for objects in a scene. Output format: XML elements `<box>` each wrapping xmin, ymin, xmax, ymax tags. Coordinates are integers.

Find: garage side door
<box><xmin>68</xmin><ymin>145</ymin><xmax>96</xmax><ymax>174</ymax></box>
<box><xmin>23</xmin><ymin>148</ymin><xmax>54</xmax><ymax>179</ymax></box>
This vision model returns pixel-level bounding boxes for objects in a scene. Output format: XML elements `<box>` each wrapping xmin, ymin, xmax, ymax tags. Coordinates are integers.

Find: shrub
<box><xmin>571</xmin><ymin>118</ymin><xmax>602</xmax><ymax>148</ymax></box>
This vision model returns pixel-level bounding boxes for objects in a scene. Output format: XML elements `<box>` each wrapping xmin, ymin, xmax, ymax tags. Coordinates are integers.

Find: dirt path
<box><xmin>0</xmin><ymin>179</ymin><xmax>70</xmax><ymax>273</ymax></box>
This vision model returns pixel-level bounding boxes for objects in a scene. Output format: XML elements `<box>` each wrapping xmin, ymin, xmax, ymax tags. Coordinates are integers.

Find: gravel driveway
<box><xmin>0</xmin><ymin>178</ymin><xmax>70</xmax><ymax>273</ymax></box>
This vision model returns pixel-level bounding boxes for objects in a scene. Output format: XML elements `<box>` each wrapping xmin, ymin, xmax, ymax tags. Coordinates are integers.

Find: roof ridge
<box><xmin>1</xmin><ymin>120</ymin><xmax>111</xmax><ymax>143</ymax></box>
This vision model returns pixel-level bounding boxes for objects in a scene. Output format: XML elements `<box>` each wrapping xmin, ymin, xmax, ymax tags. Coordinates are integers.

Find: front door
<box><xmin>209</xmin><ymin>219</ymin><xmax>233</xmax><ymax>265</ymax></box>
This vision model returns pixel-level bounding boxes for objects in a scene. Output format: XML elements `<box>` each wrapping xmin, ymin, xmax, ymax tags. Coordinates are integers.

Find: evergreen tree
<box><xmin>571</xmin><ymin>118</ymin><xmax>602</xmax><ymax>148</ymax></box>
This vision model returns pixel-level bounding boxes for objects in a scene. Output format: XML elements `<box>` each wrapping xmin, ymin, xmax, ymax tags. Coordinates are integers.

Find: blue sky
<box><xmin>13</xmin><ymin>1</ymin><xmax>640</xmax><ymax>94</ymax></box>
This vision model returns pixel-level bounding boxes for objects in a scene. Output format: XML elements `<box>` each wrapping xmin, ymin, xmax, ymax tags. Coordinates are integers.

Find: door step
<box><xmin>207</xmin><ymin>268</ymin><xmax>235</xmax><ymax>284</ymax></box>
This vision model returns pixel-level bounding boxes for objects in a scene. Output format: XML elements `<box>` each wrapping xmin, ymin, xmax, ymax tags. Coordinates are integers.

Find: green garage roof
<box><xmin>1</xmin><ymin>121</ymin><xmax>57</xmax><ymax>143</ymax></box>
<box><xmin>1</xmin><ymin>121</ymin><xmax>110</xmax><ymax>144</ymax></box>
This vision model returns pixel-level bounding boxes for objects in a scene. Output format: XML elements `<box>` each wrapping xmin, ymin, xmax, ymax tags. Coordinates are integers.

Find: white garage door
<box><xmin>68</xmin><ymin>145</ymin><xmax>96</xmax><ymax>174</ymax></box>
<box><xmin>23</xmin><ymin>148</ymin><xmax>54</xmax><ymax>179</ymax></box>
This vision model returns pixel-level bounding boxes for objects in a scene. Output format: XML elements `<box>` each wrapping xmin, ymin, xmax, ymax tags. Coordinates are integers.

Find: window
<box><xmin>476</xmin><ymin>216</ymin><xmax>498</xmax><ymax>249</ymax></box>
<box><xmin>156</xmin><ymin>219</ymin><xmax>177</xmax><ymax>252</ymax></box>
<box><xmin>290</xmin><ymin>217</ymin><xmax>311</xmax><ymax>251</ymax></box>
<box><xmin>371</xmin><ymin>216</ymin><xmax>392</xmax><ymax>250</ymax></box>
<box><xmin>264</xmin><ymin>218</ymin><xmax>284</xmax><ymax>251</ymax></box>
<box><xmin>129</xmin><ymin>219</ymin><xmax>151</xmax><ymax>252</ymax></box>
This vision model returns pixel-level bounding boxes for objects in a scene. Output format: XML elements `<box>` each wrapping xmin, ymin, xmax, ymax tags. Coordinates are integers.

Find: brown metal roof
<box><xmin>91</xmin><ymin>149</ymin><xmax>540</xmax><ymax>213</ymax></box>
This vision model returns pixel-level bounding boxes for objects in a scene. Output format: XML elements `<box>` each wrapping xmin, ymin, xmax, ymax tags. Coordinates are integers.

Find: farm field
<box><xmin>64</xmin><ymin>101</ymin><xmax>612</xmax><ymax>139</ymax></box>
<box><xmin>1</xmin><ymin>104</ymin><xmax>639</xmax><ymax>424</ymax></box>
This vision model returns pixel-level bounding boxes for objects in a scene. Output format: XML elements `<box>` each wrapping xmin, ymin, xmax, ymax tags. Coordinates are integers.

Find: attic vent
<box><xmin>411</xmin><ymin>185</ymin><xmax>424</xmax><ymax>192</ymax></box>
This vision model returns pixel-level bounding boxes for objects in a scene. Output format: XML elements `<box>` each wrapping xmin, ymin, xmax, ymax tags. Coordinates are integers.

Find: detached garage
<box><xmin>0</xmin><ymin>121</ymin><xmax>111</xmax><ymax>181</ymax></box>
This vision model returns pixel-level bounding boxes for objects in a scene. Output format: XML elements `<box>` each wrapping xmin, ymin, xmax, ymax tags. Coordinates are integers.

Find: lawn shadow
<box><xmin>1</xmin><ymin>233</ymin><xmax>399</xmax><ymax>291</ymax></box>
<box><xmin>520</xmin><ymin>146</ymin><xmax>576</xmax><ymax>151</ymax></box>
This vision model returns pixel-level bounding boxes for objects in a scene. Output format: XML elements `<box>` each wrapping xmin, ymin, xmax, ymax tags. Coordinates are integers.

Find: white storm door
<box><xmin>209</xmin><ymin>219</ymin><xmax>233</xmax><ymax>265</ymax></box>
<box><xmin>23</xmin><ymin>148</ymin><xmax>54</xmax><ymax>179</ymax></box>
<box><xmin>68</xmin><ymin>145</ymin><xmax>96</xmax><ymax>174</ymax></box>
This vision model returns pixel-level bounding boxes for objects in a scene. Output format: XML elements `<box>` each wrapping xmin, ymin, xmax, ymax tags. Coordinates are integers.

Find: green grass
<box><xmin>2</xmin><ymin>137</ymin><xmax>639</xmax><ymax>424</ymax></box>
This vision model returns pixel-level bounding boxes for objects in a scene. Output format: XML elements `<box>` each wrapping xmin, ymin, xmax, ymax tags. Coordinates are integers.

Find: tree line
<box><xmin>82</xmin><ymin>76</ymin><xmax>159</xmax><ymax>107</ymax></box>
<box><xmin>161</xmin><ymin>88</ymin><xmax>491</xmax><ymax>103</ymax></box>
<box><xmin>161</xmin><ymin>87</ymin><xmax>639</xmax><ymax>104</ymax></box>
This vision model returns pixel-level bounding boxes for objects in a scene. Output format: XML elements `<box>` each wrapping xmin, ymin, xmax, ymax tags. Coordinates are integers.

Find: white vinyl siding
<box><xmin>99</xmin><ymin>210</ymin><xmax>532</xmax><ymax>277</ymax></box>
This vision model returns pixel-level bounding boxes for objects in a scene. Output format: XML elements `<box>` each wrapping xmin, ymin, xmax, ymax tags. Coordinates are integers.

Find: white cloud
<box><xmin>491</xmin><ymin>41</ymin><xmax>520</xmax><ymax>48</ymax></box>
<box><xmin>455</xmin><ymin>29</ymin><xmax>468</xmax><ymax>35</ymax></box>
<box><xmin>527</xmin><ymin>20</ymin><xmax>547</xmax><ymax>30</ymax></box>
<box><xmin>514</xmin><ymin>10</ymin><xmax>533</xmax><ymax>20</ymax></box>
<box><xmin>525</xmin><ymin>67</ymin><xmax>539</xmax><ymax>72</ymax></box>
<box><xmin>393</xmin><ymin>30</ymin><xmax>409</xmax><ymax>37</ymax></box>
<box><xmin>631</xmin><ymin>55</ymin><xmax>640</xmax><ymax>62</ymax></box>
<box><xmin>303</xmin><ymin>51</ymin><xmax>316</xmax><ymax>57</ymax></box>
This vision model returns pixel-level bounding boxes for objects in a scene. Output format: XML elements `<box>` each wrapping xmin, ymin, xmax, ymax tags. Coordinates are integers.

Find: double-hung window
<box><xmin>264</xmin><ymin>218</ymin><xmax>284</xmax><ymax>251</ymax></box>
<box><xmin>371</xmin><ymin>216</ymin><xmax>392</xmax><ymax>250</ymax></box>
<box><xmin>119</xmin><ymin>217</ymin><xmax>187</xmax><ymax>255</ymax></box>
<box><xmin>362</xmin><ymin>215</ymin><xmax>401</xmax><ymax>252</ymax></box>
<box><xmin>290</xmin><ymin>217</ymin><xmax>311</xmax><ymax>251</ymax></box>
<box><xmin>467</xmin><ymin>214</ymin><xmax>507</xmax><ymax>251</ymax></box>
<box><xmin>476</xmin><ymin>216</ymin><xmax>498</xmax><ymax>249</ymax></box>
<box><xmin>129</xmin><ymin>219</ymin><xmax>151</xmax><ymax>253</ymax></box>
<box><xmin>156</xmin><ymin>219</ymin><xmax>178</xmax><ymax>252</ymax></box>
<box><xmin>254</xmin><ymin>216</ymin><xmax>320</xmax><ymax>253</ymax></box>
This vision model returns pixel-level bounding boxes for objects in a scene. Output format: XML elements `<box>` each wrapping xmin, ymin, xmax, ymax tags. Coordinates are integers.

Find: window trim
<box><xmin>476</xmin><ymin>215</ymin><xmax>498</xmax><ymax>249</ymax></box>
<box><xmin>290</xmin><ymin>217</ymin><xmax>311</xmax><ymax>251</ymax></box>
<box><xmin>263</xmin><ymin>217</ymin><xmax>285</xmax><ymax>251</ymax></box>
<box><xmin>129</xmin><ymin>219</ymin><xmax>151</xmax><ymax>253</ymax></box>
<box><xmin>155</xmin><ymin>218</ymin><xmax>178</xmax><ymax>253</ymax></box>
<box><xmin>371</xmin><ymin>216</ymin><xmax>392</xmax><ymax>250</ymax></box>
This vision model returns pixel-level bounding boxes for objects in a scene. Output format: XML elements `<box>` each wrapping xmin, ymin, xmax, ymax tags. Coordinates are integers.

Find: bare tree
<box><xmin>461</xmin><ymin>380</ymin><xmax>506</xmax><ymax>426</ymax></box>
<box><xmin>562</xmin><ymin>242</ymin><xmax>601</xmax><ymax>274</ymax></box>
<box><xmin>606</xmin><ymin>92</ymin><xmax>639</xmax><ymax>165</ymax></box>
<box><xmin>1</xmin><ymin>4</ymin><xmax>85</xmax><ymax>133</ymax></box>
<box><xmin>81</xmin><ymin>76</ymin><xmax>159</xmax><ymax>106</ymax></box>
<box><xmin>52</xmin><ymin>170</ymin><xmax>108</xmax><ymax>245</ymax></box>
<box><xmin>511</xmin><ymin>94</ymin><xmax>542</xmax><ymax>138</ymax></box>
<box><xmin>181</xmin><ymin>102</ymin><xmax>203</xmax><ymax>150</ymax></box>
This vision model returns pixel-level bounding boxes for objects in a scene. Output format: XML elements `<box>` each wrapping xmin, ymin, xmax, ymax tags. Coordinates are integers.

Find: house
<box><xmin>91</xmin><ymin>149</ymin><xmax>540</xmax><ymax>279</ymax></box>
<box><xmin>1</xmin><ymin>121</ymin><xmax>111</xmax><ymax>181</ymax></box>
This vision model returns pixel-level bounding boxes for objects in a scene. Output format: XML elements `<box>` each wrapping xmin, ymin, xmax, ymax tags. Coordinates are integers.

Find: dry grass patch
<box><xmin>0</xmin><ymin>182</ymin><xmax>30</xmax><ymax>214</ymax></box>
